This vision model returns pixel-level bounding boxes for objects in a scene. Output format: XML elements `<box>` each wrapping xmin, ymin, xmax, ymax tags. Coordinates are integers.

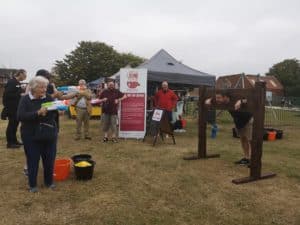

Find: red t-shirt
<box><xmin>154</xmin><ymin>89</ymin><xmax>178</xmax><ymax>111</ymax></box>
<box><xmin>99</xmin><ymin>89</ymin><xmax>124</xmax><ymax>115</ymax></box>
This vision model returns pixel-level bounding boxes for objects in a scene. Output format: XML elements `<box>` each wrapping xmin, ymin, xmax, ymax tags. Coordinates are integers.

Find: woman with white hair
<box><xmin>17</xmin><ymin>76</ymin><xmax>58</xmax><ymax>193</ymax></box>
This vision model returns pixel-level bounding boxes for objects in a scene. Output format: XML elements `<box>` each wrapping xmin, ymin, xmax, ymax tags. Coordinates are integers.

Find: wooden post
<box><xmin>232</xmin><ymin>81</ymin><xmax>276</xmax><ymax>184</ymax></box>
<box><xmin>183</xmin><ymin>86</ymin><xmax>220</xmax><ymax>160</ymax></box>
<box><xmin>250</xmin><ymin>81</ymin><xmax>264</xmax><ymax>178</ymax></box>
<box><xmin>198</xmin><ymin>86</ymin><xmax>207</xmax><ymax>158</ymax></box>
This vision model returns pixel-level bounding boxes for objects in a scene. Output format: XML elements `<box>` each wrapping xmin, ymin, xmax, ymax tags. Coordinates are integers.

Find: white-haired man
<box><xmin>154</xmin><ymin>81</ymin><xmax>178</xmax><ymax>122</ymax></box>
<box><xmin>73</xmin><ymin>79</ymin><xmax>92</xmax><ymax>140</ymax></box>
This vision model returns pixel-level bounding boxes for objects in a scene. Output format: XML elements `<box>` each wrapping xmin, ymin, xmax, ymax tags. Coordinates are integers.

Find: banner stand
<box><xmin>119</xmin><ymin>69</ymin><xmax>147</xmax><ymax>139</ymax></box>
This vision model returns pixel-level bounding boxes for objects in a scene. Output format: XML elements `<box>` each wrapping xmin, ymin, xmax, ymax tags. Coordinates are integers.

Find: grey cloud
<box><xmin>0</xmin><ymin>0</ymin><xmax>300</xmax><ymax>78</ymax></box>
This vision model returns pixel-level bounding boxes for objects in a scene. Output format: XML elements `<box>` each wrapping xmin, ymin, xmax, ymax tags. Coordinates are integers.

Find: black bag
<box><xmin>33</xmin><ymin>122</ymin><xmax>57</xmax><ymax>142</ymax></box>
<box><xmin>1</xmin><ymin>107</ymin><xmax>8</xmax><ymax>120</ymax></box>
<box><xmin>173</xmin><ymin>120</ymin><xmax>183</xmax><ymax>130</ymax></box>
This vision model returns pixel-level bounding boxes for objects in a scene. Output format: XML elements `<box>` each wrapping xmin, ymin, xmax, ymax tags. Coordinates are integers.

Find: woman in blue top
<box><xmin>17</xmin><ymin>76</ymin><xmax>58</xmax><ymax>193</ymax></box>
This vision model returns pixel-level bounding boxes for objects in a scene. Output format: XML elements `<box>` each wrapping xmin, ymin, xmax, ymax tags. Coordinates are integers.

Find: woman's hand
<box><xmin>37</xmin><ymin>107</ymin><xmax>47</xmax><ymax>116</ymax></box>
<box><xmin>205</xmin><ymin>98</ymin><xmax>212</xmax><ymax>105</ymax></box>
<box><xmin>234</xmin><ymin>100</ymin><xmax>242</xmax><ymax>110</ymax></box>
<box><xmin>234</xmin><ymin>99</ymin><xmax>247</xmax><ymax>110</ymax></box>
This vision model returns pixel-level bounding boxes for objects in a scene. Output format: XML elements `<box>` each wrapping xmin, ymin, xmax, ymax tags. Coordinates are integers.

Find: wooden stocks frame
<box><xmin>184</xmin><ymin>81</ymin><xmax>276</xmax><ymax>184</ymax></box>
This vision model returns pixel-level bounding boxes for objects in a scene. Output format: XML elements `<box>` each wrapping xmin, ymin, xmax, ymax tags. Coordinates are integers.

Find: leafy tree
<box><xmin>266</xmin><ymin>58</ymin><xmax>300</xmax><ymax>96</ymax></box>
<box><xmin>118</xmin><ymin>53</ymin><xmax>145</xmax><ymax>68</ymax></box>
<box><xmin>53</xmin><ymin>41</ymin><xmax>144</xmax><ymax>85</ymax></box>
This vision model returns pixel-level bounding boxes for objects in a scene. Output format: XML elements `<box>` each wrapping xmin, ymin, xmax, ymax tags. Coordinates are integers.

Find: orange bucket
<box><xmin>268</xmin><ymin>131</ymin><xmax>277</xmax><ymax>141</ymax></box>
<box><xmin>181</xmin><ymin>119</ymin><xmax>187</xmax><ymax>128</ymax></box>
<box><xmin>54</xmin><ymin>158</ymin><xmax>71</xmax><ymax>181</ymax></box>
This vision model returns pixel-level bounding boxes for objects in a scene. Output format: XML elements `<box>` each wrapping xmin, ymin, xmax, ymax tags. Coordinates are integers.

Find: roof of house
<box><xmin>217</xmin><ymin>73</ymin><xmax>284</xmax><ymax>90</ymax></box>
<box><xmin>246</xmin><ymin>75</ymin><xmax>283</xmax><ymax>90</ymax></box>
<box><xmin>0</xmin><ymin>68</ymin><xmax>18</xmax><ymax>77</ymax></box>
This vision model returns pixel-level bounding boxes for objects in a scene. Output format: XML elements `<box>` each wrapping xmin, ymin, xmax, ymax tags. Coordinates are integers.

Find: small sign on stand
<box><xmin>143</xmin><ymin>109</ymin><xmax>176</xmax><ymax>146</ymax></box>
<box><xmin>152</xmin><ymin>109</ymin><xmax>163</xmax><ymax>121</ymax></box>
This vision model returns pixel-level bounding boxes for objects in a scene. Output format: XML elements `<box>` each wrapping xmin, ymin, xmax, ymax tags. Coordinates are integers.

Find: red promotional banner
<box><xmin>120</xmin><ymin>93</ymin><xmax>145</xmax><ymax>131</ymax></box>
<box><xmin>119</xmin><ymin>68</ymin><xmax>147</xmax><ymax>139</ymax></box>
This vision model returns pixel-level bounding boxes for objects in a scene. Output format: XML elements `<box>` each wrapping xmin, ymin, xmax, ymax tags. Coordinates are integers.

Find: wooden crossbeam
<box><xmin>202</xmin><ymin>88</ymin><xmax>259</xmax><ymax>113</ymax></box>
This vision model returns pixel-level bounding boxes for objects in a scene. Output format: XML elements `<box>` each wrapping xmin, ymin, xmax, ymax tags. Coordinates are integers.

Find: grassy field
<box><xmin>0</xmin><ymin>115</ymin><xmax>299</xmax><ymax>225</ymax></box>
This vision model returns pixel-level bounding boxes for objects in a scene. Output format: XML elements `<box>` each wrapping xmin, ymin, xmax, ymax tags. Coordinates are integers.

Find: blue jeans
<box><xmin>22</xmin><ymin>133</ymin><xmax>57</xmax><ymax>188</ymax></box>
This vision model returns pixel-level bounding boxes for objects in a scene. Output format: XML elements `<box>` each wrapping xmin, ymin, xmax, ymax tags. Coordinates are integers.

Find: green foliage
<box><xmin>266</xmin><ymin>58</ymin><xmax>300</xmax><ymax>96</ymax></box>
<box><xmin>119</xmin><ymin>53</ymin><xmax>145</xmax><ymax>68</ymax></box>
<box><xmin>53</xmin><ymin>41</ymin><xmax>144</xmax><ymax>85</ymax></box>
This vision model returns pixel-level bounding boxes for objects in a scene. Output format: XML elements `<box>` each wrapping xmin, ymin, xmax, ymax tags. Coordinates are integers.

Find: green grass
<box><xmin>0</xmin><ymin>116</ymin><xmax>299</xmax><ymax>225</ymax></box>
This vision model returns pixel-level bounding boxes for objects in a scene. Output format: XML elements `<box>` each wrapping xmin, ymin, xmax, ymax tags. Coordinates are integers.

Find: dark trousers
<box><xmin>54</xmin><ymin>110</ymin><xmax>60</xmax><ymax>131</ymax></box>
<box><xmin>22</xmin><ymin>133</ymin><xmax>57</xmax><ymax>188</ymax></box>
<box><xmin>6</xmin><ymin>113</ymin><xmax>19</xmax><ymax>145</ymax></box>
<box><xmin>165</xmin><ymin>110</ymin><xmax>173</xmax><ymax>122</ymax></box>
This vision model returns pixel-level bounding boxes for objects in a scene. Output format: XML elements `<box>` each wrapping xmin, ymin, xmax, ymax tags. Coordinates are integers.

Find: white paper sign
<box><xmin>152</xmin><ymin>109</ymin><xmax>163</xmax><ymax>122</ymax></box>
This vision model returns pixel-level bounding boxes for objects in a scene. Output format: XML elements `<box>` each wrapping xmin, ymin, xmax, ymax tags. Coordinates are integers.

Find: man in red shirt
<box><xmin>154</xmin><ymin>81</ymin><xmax>178</xmax><ymax>122</ymax></box>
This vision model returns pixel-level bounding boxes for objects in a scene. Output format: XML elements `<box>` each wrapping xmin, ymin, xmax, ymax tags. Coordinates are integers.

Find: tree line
<box><xmin>53</xmin><ymin>41</ymin><xmax>300</xmax><ymax>97</ymax></box>
<box><xmin>53</xmin><ymin>41</ymin><xmax>144</xmax><ymax>85</ymax></box>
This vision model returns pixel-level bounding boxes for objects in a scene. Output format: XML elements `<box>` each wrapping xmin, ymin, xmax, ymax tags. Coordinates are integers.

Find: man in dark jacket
<box><xmin>2</xmin><ymin>69</ymin><xmax>27</xmax><ymax>148</ymax></box>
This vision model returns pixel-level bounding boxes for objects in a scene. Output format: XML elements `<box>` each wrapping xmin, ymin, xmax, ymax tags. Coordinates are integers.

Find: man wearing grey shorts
<box><xmin>99</xmin><ymin>82</ymin><xmax>126</xmax><ymax>143</ymax></box>
<box><xmin>205</xmin><ymin>90</ymin><xmax>253</xmax><ymax>166</ymax></box>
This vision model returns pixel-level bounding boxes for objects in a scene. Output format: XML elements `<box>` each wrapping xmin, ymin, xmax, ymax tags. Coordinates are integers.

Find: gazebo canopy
<box><xmin>87</xmin><ymin>77</ymin><xmax>105</xmax><ymax>89</ymax></box>
<box><xmin>111</xmin><ymin>49</ymin><xmax>215</xmax><ymax>87</ymax></box>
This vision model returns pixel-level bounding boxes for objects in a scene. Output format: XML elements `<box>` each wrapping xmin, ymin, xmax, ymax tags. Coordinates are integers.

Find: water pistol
<box><xmin>42</xmin><ymin>101</ymin><xmax>68</xmax><ymax>111</ymax></box>
<box><xmin>90</xmin><ymin>99</ymin><xmax>103</xmax><ymax>105</ymax></box>
<box><xmin>57</xmin><ymin>86</ymin><xmax>80</xmax><ymax>94</ymax></box>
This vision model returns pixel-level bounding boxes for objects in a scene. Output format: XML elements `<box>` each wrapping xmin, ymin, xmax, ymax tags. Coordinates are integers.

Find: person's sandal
<box><xmin>102</xmin><ymin>137</ymin><xmax>108</xmax><ymax>143</ymax></box>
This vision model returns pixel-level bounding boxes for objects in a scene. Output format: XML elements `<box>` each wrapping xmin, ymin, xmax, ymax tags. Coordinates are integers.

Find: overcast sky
<box><xmin>1</xmin><ymin>0</ymin><xmax>300</xmax><ymax>78</ymax></box>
